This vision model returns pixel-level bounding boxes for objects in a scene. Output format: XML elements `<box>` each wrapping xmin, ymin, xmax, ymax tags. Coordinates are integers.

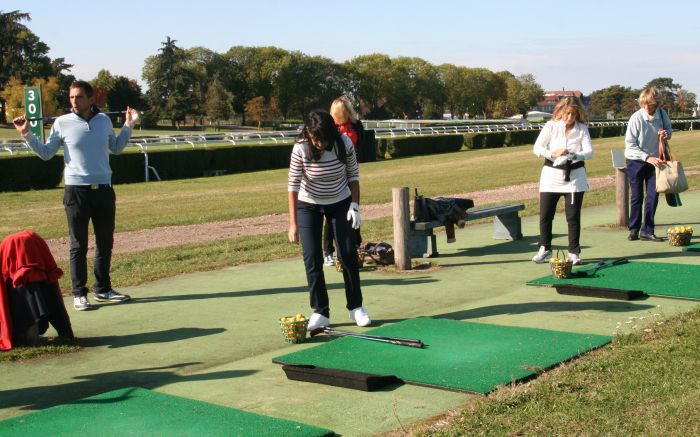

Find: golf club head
<box><xmin>309</xmin><ymin>327</ymin><xmax>327</xmax><ymax>337</ymax></box>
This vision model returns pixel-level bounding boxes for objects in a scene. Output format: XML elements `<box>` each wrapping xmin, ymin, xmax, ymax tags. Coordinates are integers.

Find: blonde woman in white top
<box><xmin>532</xmin><ymin>96</ymin><xmax>593</xmax><ymax>264</ymax></box>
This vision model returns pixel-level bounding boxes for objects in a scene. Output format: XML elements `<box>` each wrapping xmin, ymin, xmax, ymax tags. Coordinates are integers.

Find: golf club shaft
<box><xmin>24</xmin><ymin>111</ymin><xmax>128</xmax><ymax>122</ymax></box>
<box><xmin>590</xmin><ymin>257</ymin><xmax>628</xmax><ymax>274</ymax></box>
<box><xmin>323</xmin><ymin>327</ymin><xmax>424</xmax><ymax>348</ymax></box>
<box><xmin>324</xmin><ymin>327</ymin><xmax>422</xmax><ymax>344</ymax></box>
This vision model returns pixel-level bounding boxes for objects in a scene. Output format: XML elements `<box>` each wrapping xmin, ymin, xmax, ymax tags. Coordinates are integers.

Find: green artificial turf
<box><xmin>528</xmin><ymin>261</ymin><xmax>700</xmax><ymax>300</ymax></box>
<box><xmin>272</xmin><ymin>318</ymin><xmax>611</xmax><ymax>394</ymax></box>
<box><xmin>0</xmin><ymin>387</ymin><xmax>333</xmax><ymax>437</ymax></box>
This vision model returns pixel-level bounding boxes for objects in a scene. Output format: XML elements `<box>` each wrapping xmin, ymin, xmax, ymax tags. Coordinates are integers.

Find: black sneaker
<box><xmin>627</xmin><ymin>231</ymin><xmax>639</xmax><ymax>241</ymax></box>
<box><xmin>94</xmin><ymin>289</ymin><xmax>131</xmax><ymax>302</ymax></box>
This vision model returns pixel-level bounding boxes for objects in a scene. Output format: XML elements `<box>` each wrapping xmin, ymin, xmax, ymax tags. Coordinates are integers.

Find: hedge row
<box><xmin>0</xmin><ymin>155</ymin><xmax>64</xmax><ymax>191</ymax></box>
<box><xmin>376</xmin><ymin>134</ymin><xmax>463</xmax><ymax>159</ymax></box>
<box><xmin>463</xmin><ymin>130</ymin><xmax>541</xmax><ymax>149</ymax></box>
<box><xmin>111</xmin><ymin>144</ymin><xmax>295</xmax><ymax>184</ymax></box>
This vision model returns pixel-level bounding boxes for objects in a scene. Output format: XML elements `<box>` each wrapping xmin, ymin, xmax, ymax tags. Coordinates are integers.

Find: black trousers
<box><xmin>538</xmin><ymin>191</ymin><xmax>585</xmax><ymax>254</ymax></box>
<box><xmin>63</xmin><ymin>185</ymin><xmax>116</xmax><ymax>297</ymax></box>
<box><xmin>297</xmin><ymin>197</ymin><xmax>362</xmax><ymax>318</ymax></box>
<box><xmin>323</xmin><ymin>218</ymin><xmax>361</xmax><ymax>256</ymax></box>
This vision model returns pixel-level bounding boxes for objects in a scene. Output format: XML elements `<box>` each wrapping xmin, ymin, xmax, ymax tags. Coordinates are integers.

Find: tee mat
<box><xmin>528</xmin><ymin>260</ymin><xmax>700</xmax><ymax>301</ymax></box>
<box><xmin>273</xmin><ymin>317</ymin><xmax>610</xmax><ymax>394</ymax></box>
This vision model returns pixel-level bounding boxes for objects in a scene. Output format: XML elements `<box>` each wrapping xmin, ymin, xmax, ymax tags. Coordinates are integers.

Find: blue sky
<box><xmin>8</xmin><ymin>0</ymin><xmax>700</xmax><ymax>95</ymax></box>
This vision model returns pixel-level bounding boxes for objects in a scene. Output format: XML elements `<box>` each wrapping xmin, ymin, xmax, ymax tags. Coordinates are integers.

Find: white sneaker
<box><xmin>73</xmin><ymin>295</ymin><xmax>92</xmax><ymax>311</ymax></box>
<box><xmin>349</xmin><ymin>306</ymin><xmax>371</xmax><ymax>327</ymax></box>
<box><xmin>568</xmin><ymin>252</ymin><xmax>582</xmax><ymax>265</ymax></box>
<box><xmin>307</xmin><ymin>313</ymin><xmax>330</xmax><ymax>331</ymax></box>
<box><xmin>324</xmin><ymin>255</ymin><xmax>335</xmax><ymax>266</ymax></box>
<box><xmin>531</xmin><ymin>246</ymin><xmax>552</xmax><ymax>264</ymax></box>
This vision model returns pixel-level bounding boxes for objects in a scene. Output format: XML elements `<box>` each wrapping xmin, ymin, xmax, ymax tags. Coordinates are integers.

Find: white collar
<box><xmin>642</xmin><ymin>108</ymin><xmax>659</xmax><ymax>122</ymax></box>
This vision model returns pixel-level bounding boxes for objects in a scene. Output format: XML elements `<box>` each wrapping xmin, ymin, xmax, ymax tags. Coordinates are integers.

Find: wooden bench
<box><xmin>409</xmin><ymin>203</ymin><xmax>525</xmax><ymax>258</ymax></box>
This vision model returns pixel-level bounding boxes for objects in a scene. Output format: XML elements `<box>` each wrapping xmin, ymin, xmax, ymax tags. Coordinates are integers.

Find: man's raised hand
<box><xmin>12</xmin><ymin>116</ymin><xmax>28</xmax><ymax>135</ymax></box>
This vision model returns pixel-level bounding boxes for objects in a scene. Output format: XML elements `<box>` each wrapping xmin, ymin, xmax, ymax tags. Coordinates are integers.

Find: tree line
<box><xmin>137</xmin><ymin>37</ymin><xmax>545</xmax><ymax>126</ymax></box>
<box><xmin>589</xmin><ymin>78</ymin><xmax>696</xmax><ymax>119</ymax></box>
<box><xmin>1</xmin><ymin>10</ymin><xmax>697</xmax><ymax>128</ymax></box>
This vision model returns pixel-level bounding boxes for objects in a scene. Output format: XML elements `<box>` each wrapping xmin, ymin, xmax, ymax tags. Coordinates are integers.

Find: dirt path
<box><xmin>46</xmin><ymin>175</ymin><xmax>624</xmax><ymax>261</ymax></box>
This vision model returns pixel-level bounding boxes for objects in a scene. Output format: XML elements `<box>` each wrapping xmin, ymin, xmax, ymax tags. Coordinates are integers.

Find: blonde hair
<box><xmin>330</xmin><ymin>96</ymin><xmax>359</xmax><ymax>124</ymax></box>
<box><xmin>638</xmin><ymin>87</ymin><xmax>659</xmax><ymax>107</ymax></box>
<box><xmin>552</xmin><ymin>96</ymin><xmax>588</xmax><ymax>124</ymax></box>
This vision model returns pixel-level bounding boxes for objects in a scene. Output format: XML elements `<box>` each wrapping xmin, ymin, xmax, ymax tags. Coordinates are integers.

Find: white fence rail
<box><xmin>1</xmin><ymin>119</ymin><xmax>696</xmax><ymax>156</ymax></box>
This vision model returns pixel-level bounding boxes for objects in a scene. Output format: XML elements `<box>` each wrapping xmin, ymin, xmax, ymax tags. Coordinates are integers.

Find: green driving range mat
<box><xmin>528</xmin><ymin>261</ymin><xmax>700</xmax><ymax>300</ymax></box>
<box><xmin>273</xmin><ymin>318</ymin><xmax>610</xmax><ymax>394</ymax></box>
<box><xmin>684</xmin><ymin>243</ymin><xmax>700</xmax><ymax>252</ymax></box>
<box><xmin>0</xmin><ymin>387</ymin><xmax>333</xmax><ymax>437</ymax></box>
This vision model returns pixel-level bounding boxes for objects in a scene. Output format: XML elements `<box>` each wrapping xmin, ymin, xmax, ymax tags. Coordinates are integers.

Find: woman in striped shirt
<box><xmin>288</xmin><ymin>111</ymin><xmax>370</xmax><ymax>332</ymax></box>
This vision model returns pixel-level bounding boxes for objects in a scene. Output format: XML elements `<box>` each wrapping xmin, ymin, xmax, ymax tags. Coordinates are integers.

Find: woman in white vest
<box><xmin>532</xmin><ymin>96</ymin><xmax>593</xmax><ymax>265</ymax></box>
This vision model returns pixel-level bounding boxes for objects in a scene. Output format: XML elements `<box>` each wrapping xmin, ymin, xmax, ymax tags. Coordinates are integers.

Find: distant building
<box><xmin>534</xmin><ymin>90</ymin><xmax>588</xmax><ymax>113</ymax></box>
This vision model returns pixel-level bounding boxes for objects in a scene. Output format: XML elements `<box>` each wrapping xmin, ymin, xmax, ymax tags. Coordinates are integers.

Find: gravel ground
<box><xmin>46</xmin><ymin>175</ymin><xmax>624</xmax><ymax>261</ymax></box>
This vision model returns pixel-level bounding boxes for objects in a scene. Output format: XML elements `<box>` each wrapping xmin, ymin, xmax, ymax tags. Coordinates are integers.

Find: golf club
<box><xmin>17</xmin><ymin>110</ymin><xmax>136</xmax><ymax>123</ymax></box>
<box><xmin>570</xmin><ymin>257</ymin><xmax>629</xmax><ymax>278</ymax></box>
<box><xmin>314</xmin><ymin>326</ymin><xmax>425</xmax><ymax>348</ymax></box>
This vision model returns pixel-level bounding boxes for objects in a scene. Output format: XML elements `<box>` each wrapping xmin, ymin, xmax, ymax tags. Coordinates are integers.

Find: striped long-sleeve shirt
<box><xmin>288</xmin><ymin>136</ymin><xmax>359</xmax><ymax>205</ymax></box>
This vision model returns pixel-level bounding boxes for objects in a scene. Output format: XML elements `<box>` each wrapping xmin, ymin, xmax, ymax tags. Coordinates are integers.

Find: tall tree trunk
<box><xmin>0</xmin><ymin>99</ymin><xmax>7</xmax><ymax>124</ymax></box>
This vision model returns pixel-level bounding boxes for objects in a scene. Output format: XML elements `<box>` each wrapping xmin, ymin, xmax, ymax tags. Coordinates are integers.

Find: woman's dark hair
<box><xmin>299</xmin><ymin>110</ymin><xmax>346</xmax><ymax>162</ymax></box>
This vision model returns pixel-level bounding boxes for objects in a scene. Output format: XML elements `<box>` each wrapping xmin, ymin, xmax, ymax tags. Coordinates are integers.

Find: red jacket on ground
<box><xmin>0</xmin><ymin>230</ymin><xmax>66</xmax><ymax>350</ymax></box>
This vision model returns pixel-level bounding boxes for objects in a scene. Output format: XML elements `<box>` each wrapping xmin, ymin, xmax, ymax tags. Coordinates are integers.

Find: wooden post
<box><xmin>615</xmin><ymin>168</ymin><xmax>629</xmax><ymax>227</ymax></box>
<box><xmin>392</xmin><ymin>187</ymin><xmax>412</xmax><ymax>270</ymax></box>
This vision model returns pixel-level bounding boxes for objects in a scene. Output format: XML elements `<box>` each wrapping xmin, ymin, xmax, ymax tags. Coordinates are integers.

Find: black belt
<box><xmin>543</xmin><ymin>159</ymin><xmax>584</xmax><ymax>182</ymax></box>
<box><xmin>66</xmin><ymin>184</ymin><xmax>112</xmax><ymax>190</ymax></box>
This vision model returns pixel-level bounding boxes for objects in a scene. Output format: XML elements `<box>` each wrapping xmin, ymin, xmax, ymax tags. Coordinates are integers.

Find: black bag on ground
<box><xmin>361</xmin><ymin>242</ymin><xmax>395</xmax><ymax>265</ymax></box>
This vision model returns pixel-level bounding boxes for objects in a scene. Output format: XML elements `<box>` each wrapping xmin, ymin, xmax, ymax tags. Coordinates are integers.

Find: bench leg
<box><xmin>493</xmin><ymin>212</ymin><xmax>522</xmax><ymax>240</ymax></box>
<box><xmin>409</xmin><ymin>232</ymin><xmax>439</xmax><ymax>258</ymax></box>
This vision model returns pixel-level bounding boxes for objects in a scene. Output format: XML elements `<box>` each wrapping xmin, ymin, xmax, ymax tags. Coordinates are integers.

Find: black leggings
<box><xmin>538</xmin><ymin>191</ymin><xmax>585</xmax><ymax>254</ymax></box>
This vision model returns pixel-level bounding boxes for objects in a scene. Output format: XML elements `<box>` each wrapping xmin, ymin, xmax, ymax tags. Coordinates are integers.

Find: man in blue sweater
<box><xmin>13</xmin><ymin>80</ymin><xmax>139</xmax><ymax>311</ymax></box>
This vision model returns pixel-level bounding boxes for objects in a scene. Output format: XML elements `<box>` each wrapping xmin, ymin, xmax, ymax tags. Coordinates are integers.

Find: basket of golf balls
<box><xmin>550</xmin><ymin>250</ymin><xmax>572</xmax><ymax>279</ymax></box>
<box><xmin>279</xmin><ymin>314</ymin><xmax>307</xmax><ymax>344</ymax></box>
<box><xmin>667</xmin><ymin>225</ymin><xmax>694</xmax><ymax>247</ymax></box>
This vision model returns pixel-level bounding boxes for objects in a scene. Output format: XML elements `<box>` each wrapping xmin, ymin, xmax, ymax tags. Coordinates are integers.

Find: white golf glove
<box><xmin>552</xmin><ymin>155</ymin><xmax>568</xmax><ymax>167</ymax></box>
<box><xmin>347</xmin><ymin>202</ymin><xmax>361</xmax><ymax>229</ymax></box>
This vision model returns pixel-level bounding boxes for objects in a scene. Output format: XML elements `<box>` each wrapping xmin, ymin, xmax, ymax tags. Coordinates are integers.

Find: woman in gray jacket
<box><xmin>624</xmin><ymin>87</ymin><xmax>672</xmax><ymax>242</ymax></box>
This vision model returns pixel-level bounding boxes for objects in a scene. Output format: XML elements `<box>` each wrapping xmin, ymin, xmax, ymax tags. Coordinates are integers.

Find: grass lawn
<box><xmin>415</xmin><ymin>306</ymin><xmax>700</xmax><ymax>437</ymax></box>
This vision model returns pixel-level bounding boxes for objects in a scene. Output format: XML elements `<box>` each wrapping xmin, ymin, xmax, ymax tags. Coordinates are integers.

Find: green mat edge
<box><xmin>0</xmin><ymin>387</ymin><xmax>335</xmax><ymax>437</ymax></box>
<box><xmin>683</xmin><ymin>243</ymin><xmax>700</xmax><ymax>252</ymax></box>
